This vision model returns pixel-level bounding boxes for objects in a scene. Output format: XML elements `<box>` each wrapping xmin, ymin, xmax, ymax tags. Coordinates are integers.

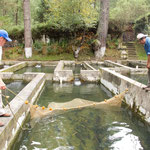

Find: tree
<box><xmin>23</xmin><ymin>0</ymin><xmax>32</xmax><ymax>58</ymax></box>
<box><xmin>43</xmin><ymin>0</ymin><xmax>98</xmax><ymax>30</ymax></box>
<box><xmin>110</xmin><ymin>0</ymin><xmax>149</xmax><ymax>32</ymax></box>
<box><xmin>35</xmin><ymin>0</ymin><xmax>50</xmax><ymax>23</ymax></box>
<box><xmin>94</xmin><ymin>0</ymin><xmax>109</xmax><ymax>60</ymax></box>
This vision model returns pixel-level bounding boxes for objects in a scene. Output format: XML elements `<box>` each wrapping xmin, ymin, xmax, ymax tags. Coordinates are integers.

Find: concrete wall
<box><xmin>0</xmin><ymin>62</ymin><xmax>27</xmax><ymax>72</ymax></box>
<box><xmin>0</xmin><ymin>60</ymin><xmax>149</xmax><ymax>149</ymax></box>
<box><xmin>104</xmin><ymin>60</ymin><xmax>147</xmax><ymax>75</ymax></box>
<box><xmin>0</xmin><ymin>73</ymin><xmax>46</xmax><ymax>150</ymax></box>
<box><xmin>80</xmin><ymin>70</ymin><xmax>100</xmax><ymax>82</ymax></box>
<box><xmin>53</xmin><ymin>61</ymin><xmax>74</xmax><ymax>82</ymax></box>
<box><xmin>26</xmin><ymin>61</ymin><xmax>58</xmax><ymax>66</ymax></box>
<box><xmin>100</xmin><ymin>67</ymin><xmax>150</xmax><ymax>124</ymax></box>
<box><xmin>83</xmin><ymin>61</ymin><xmax>97</xmax><ymax>70</ymax></box>
<box><xmin>1</xmin><ymin>60</ymin><xmax>58</xmax><ymax>66</ymax></box>
<box><xmin>0</xmin><ymin>72</ymin><xmax>53</xmax><ymax>82</ymax></box>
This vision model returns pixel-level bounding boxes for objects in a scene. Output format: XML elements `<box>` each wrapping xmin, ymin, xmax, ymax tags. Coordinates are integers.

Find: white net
<box><xmin>29</xmin><ymin>89</ymin><xmax>128</xmax><ymax>119</ymax></box>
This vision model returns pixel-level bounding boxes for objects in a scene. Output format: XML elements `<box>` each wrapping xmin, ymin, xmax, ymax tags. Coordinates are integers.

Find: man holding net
<box><xmin>137</xmin><ymin>33</ymin><xmax>150</xmax><ymax>91</ymax></box>
<box><xmin>0</xmin><ymin>30</ymin><xmax>12</xmax><ymax>127</ymax></box>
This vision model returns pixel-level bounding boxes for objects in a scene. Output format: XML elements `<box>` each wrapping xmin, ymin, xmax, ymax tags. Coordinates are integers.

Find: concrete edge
<box><xmin>100</xmin><ymin>67</ymin><xmax>150</xmax><ymax>124</ymax></box>
<box><xmin>0</xmin><ymin>73</ymin><xmax>46</xmax><ymax>150</ymax></box>
<box><xmin>0</xmin><ymin>62</ymin><xmax>27</xmax><ymax>72</ymax></box>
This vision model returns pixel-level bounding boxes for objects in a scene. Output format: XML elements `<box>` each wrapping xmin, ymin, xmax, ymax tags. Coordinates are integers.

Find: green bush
<box><xmin>47</xmin><ymin>46</ymin><xmax>56</xmax><ymax>55</ymax></box>
<box><xmin>106</xmin><ymin>38</ymin><xmax>119</xmax><ymax>49</ymax></box>
<box><xmin>8</xmin><ymin>26</ymin><xmax>24</xmax><ymax>43</ymax></box>
<box><xmin>8</xmin><ymin>22</ymin><xmax>96</xmax><ymax>44</ymax></box>
<box><xmin>134</xmin><ymin>13</ymin><xmax>150</xmax><ymax>34</ymax></box>
<box><xmin>33</xmin><ymin>40</ymin><xmax>43</xmax><ymax>53</ymax></box>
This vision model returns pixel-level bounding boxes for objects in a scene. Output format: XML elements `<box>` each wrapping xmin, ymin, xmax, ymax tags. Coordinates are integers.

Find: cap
<box><xmin>0</xmin><ymin>29</ymin><xmax>12</xmax><ymax>42</ymax></box>
<box><xmin>137</xmin><ymin>33</ymin><xmax>148</xmax><ymax>40</ymax></box>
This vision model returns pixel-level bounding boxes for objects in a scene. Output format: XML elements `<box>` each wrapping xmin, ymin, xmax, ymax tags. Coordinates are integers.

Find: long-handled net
<box><xmin>29</xmin><ymin>89</ymin><xmax>128</xmax><ymax>119</ymax></box>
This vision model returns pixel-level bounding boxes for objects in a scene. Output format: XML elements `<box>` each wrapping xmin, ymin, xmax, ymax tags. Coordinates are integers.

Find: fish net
<box><xmin>29</xmin><ymin>89</ymin><xmax>128</xmax><ymax>119</ymax></box>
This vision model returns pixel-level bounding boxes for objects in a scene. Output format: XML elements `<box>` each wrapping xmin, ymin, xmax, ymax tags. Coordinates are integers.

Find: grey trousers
<box><xmin>148</xmin><ymin>69</ymin><xmax>150</xmax><ymax>86</ymax></box>
<box><xmin>0</xmin><ymin>90</ymin><xmax>5</xmax><ymax>115</ymax></box>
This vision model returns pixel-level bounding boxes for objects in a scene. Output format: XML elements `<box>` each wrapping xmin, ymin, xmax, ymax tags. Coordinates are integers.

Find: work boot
<box><xmin>0</xmin><ymin>113</ymin><xmax>11</xmax><ymax>117</ymax></box>
<box><xmin>0</xmin><ymin>122</ymin><xmax>4</xmax><ymax>127</ymax></box>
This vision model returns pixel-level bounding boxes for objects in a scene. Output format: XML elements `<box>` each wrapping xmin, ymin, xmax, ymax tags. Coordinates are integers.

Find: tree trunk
<box><xmin>73</xmin><ymin>31</ymin><xmax>85</xmax><ymax>58</ymax></box>
<box><xmin>23</xmin><ymin>0</ymin><xmax>32</xmax><ymax>58</ymax></box>
<box><xmin>95</xmin><ymin>0</ymin><xmax>109</xmax><ymax>60</ymax></box>
<box><xmin>15</xmin><ymin>0</ymin><xmax>19</xmax><ymax>25</ymax></box>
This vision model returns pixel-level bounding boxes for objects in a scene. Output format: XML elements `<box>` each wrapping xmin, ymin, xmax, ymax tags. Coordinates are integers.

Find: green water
<box><xmin>2</xmin><ymin>80</ymin><xmax>27</xmax><ymax>105</ymax></box>
<box><xmin>90</xmin><ymin>64</ymin><xmax>108</xmax><ymax>70</ymax></box>
<box><xmin>129</xmin><ymin>74</ymin><xmax>147</xmax><ymax>85</ymax></box>
<box><xmin>12</xmin><ymin>82</ymin><xmax>150</xmax><ymax>150</ymax></box>
<box><xmin>15</xmin><ymin>66</ymin><xmax>56</xmax><ymax>74</ymax></box>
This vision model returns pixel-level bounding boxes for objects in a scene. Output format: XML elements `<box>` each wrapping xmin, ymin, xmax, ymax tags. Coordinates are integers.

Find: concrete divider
<box><xmin>0</xmin><ymin>62</ymin><xmax>27</xmax><ymax>72</ymax></box>
<box><xmin>53</xmin><ymin>60</ymin><xmax>74</xmax><ymax>82</ymax></box>
<box><xmin>100</xmin><ymin>67</ymin><xmax>150</xmax><ymax>124</ymax></box>
<box><xmin>80</xmin><ymin>70</ymin><xmax>100</xmax><ymax>82</ymax></box>
<box><xmin>0</xmin><ymin>73</ymin><xmax>46</xmax><ymax>150</ymax></box>
<box><xmin>0</xmin><ymin>72</ymin><xmax>53</xmax><ymax>82</ymax></box>
<box><xmin>104</xmin><ymin>60</ymin><xmax>148</xmax><ymax>75</ymax></box>
<box><xmin>79</xmin><ymin>61</ymin><xmax>100</xmax><ymax>82</ymax></box>
<box><xmin>83</xmin><ymin>61</ymin><xmax>97</xmax><ymax>70</ymax></box>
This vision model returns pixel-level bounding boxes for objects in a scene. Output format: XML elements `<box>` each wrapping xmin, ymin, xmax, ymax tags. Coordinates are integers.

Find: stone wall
<box><xmin>100</xmin><ymin>67</ymin><xmax>150</xmax><ymax>124</ymax></box>
<box><xmin>53</xmin><ymin>61</ymin><xmax>74</xmax><ymax>82</ymax></box>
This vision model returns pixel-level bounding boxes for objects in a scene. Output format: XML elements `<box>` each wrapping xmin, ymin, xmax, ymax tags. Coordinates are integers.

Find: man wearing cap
<box><xmin>137</xmin><ymin>33</ymin><xmax>150</xmax><ymax>91</ymax></box>
<box><xmin>0</xmin><ymin>29</ymin><xmax>12</xmax><ymax>127</ymax></box>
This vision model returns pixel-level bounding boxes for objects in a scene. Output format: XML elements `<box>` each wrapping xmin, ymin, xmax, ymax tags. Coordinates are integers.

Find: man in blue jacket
<box><xmin>137</xmin><ymin>33</ymin><xmax>150</xmax><ymax>91</ymax></box>
<box><xmin>0</xmin><ymin>29</ymin><xmax>12</xmax><ymax>127</ymax></box>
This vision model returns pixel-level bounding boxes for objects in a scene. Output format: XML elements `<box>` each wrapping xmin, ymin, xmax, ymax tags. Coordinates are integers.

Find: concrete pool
<box><xmin>0</xmin><ymin>60</ymin><xmax>150</xmax><ymax>150</ymax></box>
<box><xmin>11</xmin><ymin>81</ymin><xmax>150</xmax><ymax>150</ymax></box>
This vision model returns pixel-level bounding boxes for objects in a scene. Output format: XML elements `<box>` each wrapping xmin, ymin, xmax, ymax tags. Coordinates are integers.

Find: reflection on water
<box><xmin>15</xmin><ymin>66</ymin><xmax>56</xmax><ymax>74</ymax></box>
<box><xmin>2</xmin><ymin>80</ymin><xmax>27</xmax><ymax>105</ymax></box>
<box><xmin>12</xmin><ymin>82</ymin><xmax>150</xmax><ymax>150</ymax></box>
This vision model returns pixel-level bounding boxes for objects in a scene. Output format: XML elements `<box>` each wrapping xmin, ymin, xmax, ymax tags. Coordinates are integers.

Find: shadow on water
<box><xmin>11</xmin><ymin>81</ymin><xmax>150</xmax><ymax>150</ymax></box>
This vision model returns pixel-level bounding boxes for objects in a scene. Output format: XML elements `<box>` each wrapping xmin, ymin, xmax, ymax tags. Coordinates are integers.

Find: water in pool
<box><xmin>2</xmin><ymin>80</ymin><xmax>27</xmax><ymax>105</ymax></box>
<box><xmin>15</xmin><ymin>65</ymin><xmax>56</xmax><ymax>74</ymax></box>
<box><xmin>129</xmin><ymin>74</ymin><xmax>147</xmax><ymax>85</ymax></box>
<box><xmin>12</xmin><ymin>81</ymin><xmax>150</xmax><ymax>150</ymax></box>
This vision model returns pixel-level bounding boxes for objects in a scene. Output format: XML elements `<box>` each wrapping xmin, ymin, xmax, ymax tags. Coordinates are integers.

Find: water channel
<box><xmin>11</xmin><ymin>81</ymin><xmax>150</xmax><ymax>150</ymax></box>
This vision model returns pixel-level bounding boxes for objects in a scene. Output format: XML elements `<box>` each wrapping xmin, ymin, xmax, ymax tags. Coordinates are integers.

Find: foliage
<box><xmin>42</xmin><ymin>0</ymin><xmax>98</xmax><ymax>31</ymax></box>
<box><xmin>4</xmin><ymin>46</ymin><xmax>23</xmax><ymax>59</ymax></box>
<box><xmin>8</xmin><ymin>26</ymin><xmax>24</xmax><ymax>43</ymax></box>
<box><xmin>110</xmin><ymin>0</ymin><xmax>149</xmax><ymax>32</ymax></box>
<box><xmin>134</xmin><ymin>13</ymin><xmax>150</xmax><ymax>34</ymax></box>
<box><xmin>0</xmin><ymin>0</ymin><xmax>23</xmax><ymax>28</ymax></box>
<box><xmin>107</xmin><ymin>38</ymin><xmax>119</xmax><ymax>49</ymax></box>
<box><xmin>33</xmin><ymin>40</ymin><xmax>43</xmax><ymax>53</ymax></box>
<box><xmin>34</xmin><ymin>0</ymin><xmax>50</xmax><ymax>23</ymax></box>
<box><xmin>1</xmin><ymin>0</ymin><xmax>150</xmax><ymax>61</ymax></box>
<box><xmin>135</xmin><ymin>42</ymin><xmax>147</xmax><ymax>60</ymax></box>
